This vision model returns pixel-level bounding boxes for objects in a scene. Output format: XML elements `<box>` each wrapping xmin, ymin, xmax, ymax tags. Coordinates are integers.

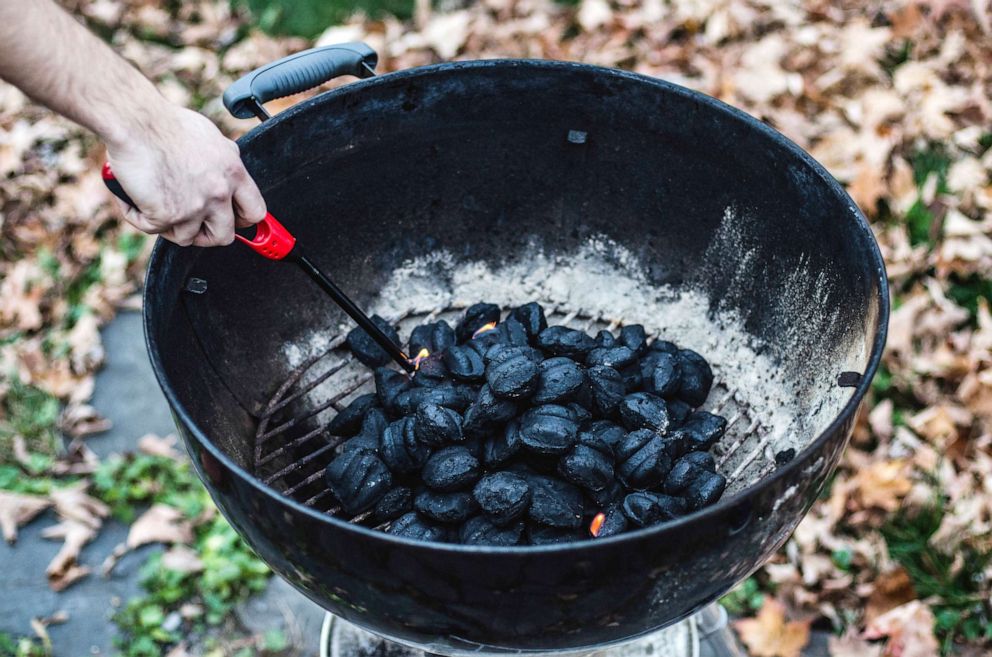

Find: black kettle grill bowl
<box><xmin>144</xmin><ymin>60</ymin><xmax>887</xmax><ymax>654</ymax></box>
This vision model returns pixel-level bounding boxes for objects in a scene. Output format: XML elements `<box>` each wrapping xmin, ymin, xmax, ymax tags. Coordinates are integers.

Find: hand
<box><xmin>106</xmin><ymin>106</ymin><xmax>266</xmax><ymax>247</ymax></box>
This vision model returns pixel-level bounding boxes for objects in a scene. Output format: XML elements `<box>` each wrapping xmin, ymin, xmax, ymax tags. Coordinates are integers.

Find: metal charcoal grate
<box><xmin>252</xmin><ymin>302</ymin><xmax>779</xmax><ymax>519</ymax></box>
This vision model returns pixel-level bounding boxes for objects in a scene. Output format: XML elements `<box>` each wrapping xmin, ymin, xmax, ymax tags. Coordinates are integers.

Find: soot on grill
<box><xmin>321</xmin><ymin>301</ymin><xmax>729</xmax><ymax>546</ymax></box>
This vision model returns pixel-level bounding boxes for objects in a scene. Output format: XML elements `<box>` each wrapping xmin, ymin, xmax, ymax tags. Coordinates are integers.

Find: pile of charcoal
<box><xmin>322</xmin><ymin>301</ymin><xmax>729</xmax><ymax>546</ymax></box>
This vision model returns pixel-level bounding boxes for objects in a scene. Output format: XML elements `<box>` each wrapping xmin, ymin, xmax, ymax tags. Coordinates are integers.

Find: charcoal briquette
<box><xmin>462</xmin><ymin>384</ymin><xmax>518</xmax><ymax>438</ymax></box>
<box><xmin>482</xmin><ymin>420</ymin><xmax>522</xmax><ymax>467</ymax></box>
<box><xmin>681</xmin><ymin>450</ymin><xmax>716</xmax><ymax>472</ymax></box>
<box><xmin>388</xmin><ymin>512</ymin><xmax>447</xmax><ymax>542</ymax></box>
<box><xmin>497</xmin><ymin>316</ymin><xmax>530</xmax><ymax>347</ymax></box>
<box><xmin>444</xmin><ymin>345</ymin><xmax>485</xmax><ymax>382</ymax></box>
<box><xmin>346</xmin><ymin>315</ymin><xmax>401</xmax><ymax>368</ymax></box>
<box><xmin>648</xmin><ymin>339</ymin><xmax>678</xmax><ymax>355</ymax></box>
<box><xmin>485</xmin><ymin>343</ymin><xmax>543</xmax><ymax>366</ymax></box>
<box><xmin>356</xmin><ymin>408</ymin><xmax>387</xmax><ymax>443</ymax></box>
<box><xmin>559</xmin><ymin>443</ymin><xmax>614</xmax><ymax>491</ymax></box>
<box><xmin>409</xmin><ymin>320</ymin><xmax>455</xmax><ymax>354</ymax></box>
<box><xmin>568</xmin><ymin>402</ymin><xmax>593</xmax><ymax>426</ymax></box>
<box><xmin>511</xmin><ymin>302</ymin><xmax>547</xmax><ymax>338</ymax></box>
<box><xmin>473</xmin><ymin>471</ymin><xmax>531</xmax><ymax>525</ymax></box>
<box><xmin>374</xmin><ymin>367</ymin><xmax>411</xmax><ymax>411</ymax></box>
<box><xmin>666</xmin><ymin>399</ymin><xmax>692</xmax><ymax>428</ymax></box>
<box><xmin>644</xmin><ymin>352</ymin><xmax>681</xmax><ymax>398</ymax></box>
<box><xmin>536</xmin><ymin>326</ymin><xmax>596</xmax><ymax>359</ymax></box>
<box><xmin>584</xmin><ymin>420</ymin><xmax>626</xmax><ymax>453</ymax></box>
<box><xmin>616</xmin><ymin>429</ymin><xmax>674</xmax><ymax>490</ymax></box>
<box><xmin>327</xmin><ymin>393</ymin><xmax>378</xmax><ymax>437</ymax></box>
<box><xmin>680</xmin><ymin>411</ymin><xmax>727</xmax><ymax>450</ymax></box>
<box><xmin>586</xmin><ymin>346</ymin><xmax>636</xmax><ymax>369</ymax></box>
<box><xmin>422</xmin><ymin>446</ymin><xmax>481</xmax><ymax>491</ymax></box>
<box><xmin>392</xmin><ymin>384</ymin><xmax>475</xmax><ymax>416</ymax></box>
<box><xmin>618</xmin><ymin>325</ymin><xmax>648</xmax><ymax>356</ymax></box>
<box><xmin>595</xmin><ymin>330</ymin><xmax>617</xmax><ymax>348</ymax></box>
<box><xmin>586</xmin><ymin>365</ymin><xmax>626</xmax><ymax>416</ymax></box>
<box><xmin>532</xmin><ymin>357</ymin><xmax>585</xmax><ymax>404</ymax></box>
<box><xmin>372</xmin><ymin>486</ymin><xmax>413</xmax><ymax>524</ymax></box>
<box><xmin>527</xmin><ymin>474</ymin><xmax>584</xmax><ymax>528</ymax></box>
<box><xmin>339</xmin><ymin>432</ymin><xmax>378</xmax><ymax>455</ymax></box>
<box><xmin>412</xmin><ymin>353</ymin><xmax>449</xmax><ymax>387</ymax></box>
<box><xmin>526</xmin><ymin>522</ymin><xmax>583</xmax><ymax>545</ymax></box>
<box><xmin>380</xmin><ymin>417</ymin><xmax>430</xmax><ymax>474</ymax></box>
<box><xmin>592</xmin><ymin>504</ymin><xmax>628</xmax><ymax>538</ymax></box>
<box><xmin>586</xmin><ymin>479</ymin><xmax>624</xmax><ymax>507</ymax></box>
<box><xmin>325</xmin><ymin>448</ymin><xmax>393</xmax><ymax>515</ymax></box>
<box><xmin>414</xmin><ymin>489</ymin><xmax>478</xmax><ymax>523</ymax></box>
<box><xmin>662</xmin><ymin>455</ymin><xmax>707</xmax><ymax>495</ymax></box>
<box><xmin>459</xmin><ymin>516</ymin><xmax>524</xmax><ymax>546</ymax></box>
<box><xmin>486</xmin><ymin>352</ymin><xmax>539</xmax><ymax>399</ymax></box>
<box><xmin>619</xmin><ymin>363</ymin><xmax>643</xmax><ymax>392</ymax></box>
<box><xmin>675</xmin><ymin>349</ymin><xmax>714</xmax><ymax>407</ymax></box>
<box><xmin>461</xmin><ymin>435</ymin><xmax>484</xmax><ymax>460</ymax></box>
<box><xmin>775</xmin><ymin>448</ymin><xmax>796</xmax><ymax>465</ymax></box>
<box><xmin>456</xmin><ymin>302</ymin><xmax>501</xmax><ymax>343</ymax></box>
<box><xmin>618</xmin><ymin>392</ymin><xmax>670</xmax><ymax>433</ymax></box>
<box><xmin>413</xmin><ymin>402</ymin><xmax>463</xmax><ymax>447</ymax></box>
<box><xmin>519</xmin><ymin>404</ymin><xmax>579</xmax><ymax>455</ymax></box>
<box><xmin>467</xmin><ymin>328</ymin><xmax>504</xmax><ymax>355</ymax></box>
<box><xmin>685</xmin><ymin>470</ymin><xmax>726</xmax><ymax>510</ymax></box>
<box><xmin>621</xmin><ymin>492</ymin><xmax>688</xmax><ymax>527</ymax></box>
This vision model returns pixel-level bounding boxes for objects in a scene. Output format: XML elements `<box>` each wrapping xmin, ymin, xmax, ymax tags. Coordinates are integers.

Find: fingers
<box><xmin>232</xmin><ymin>174</ymin><xmax>267</xmax><ymax>228</ymax></box>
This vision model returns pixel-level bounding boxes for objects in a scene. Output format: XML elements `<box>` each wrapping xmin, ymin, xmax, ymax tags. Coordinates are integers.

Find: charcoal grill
<box><xmin>143</xmin><ymin>45</ymin><xmax>888</xmax><ymax>655</ymax></box>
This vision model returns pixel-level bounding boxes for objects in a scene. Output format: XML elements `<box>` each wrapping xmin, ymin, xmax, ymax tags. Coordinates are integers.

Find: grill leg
<box><xmin>319</xmin><ymin>602</ymin><xmax>746</xmax><ymax>657</ymax></box>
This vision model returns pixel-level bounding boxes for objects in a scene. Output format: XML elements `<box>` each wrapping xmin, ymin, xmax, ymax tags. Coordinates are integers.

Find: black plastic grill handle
<box><xmin>223</xmin><ymin>42</ymin><xmax>378</xmax><ymax>120</ymax></box>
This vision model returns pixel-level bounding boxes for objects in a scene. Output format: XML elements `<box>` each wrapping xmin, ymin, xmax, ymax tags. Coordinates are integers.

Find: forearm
<box><xmin>0</xmin><ymin>0</ymin><xmax>162</xmax><ymax>147</ymax></box>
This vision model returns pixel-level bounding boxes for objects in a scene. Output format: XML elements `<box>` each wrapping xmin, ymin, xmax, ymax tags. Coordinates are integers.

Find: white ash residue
<box><xmin>358</xmin><ymin>233</ymin><xmax>859</xmax><ymax>494</ymax></box>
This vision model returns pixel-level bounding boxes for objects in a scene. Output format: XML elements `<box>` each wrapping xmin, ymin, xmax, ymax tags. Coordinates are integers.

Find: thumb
<box><xmin>232</xmin><ymin>175</ymin><xmax>267</xmax><ymax>228</ymax></box>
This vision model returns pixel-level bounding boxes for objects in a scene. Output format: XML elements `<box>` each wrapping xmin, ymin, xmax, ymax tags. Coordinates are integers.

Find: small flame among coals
<box><xmin>411</xmin><ymin>348</ymin><xmax>430</xmax><ymax>370</ymax></box>
<box><xmin>472</xmin><ymin>322</ymin><xmax>498</xmax><ymax>338</ymax></box>
<box><xmin>589</xmin><ymin>512</ymin><xmax>606</xmax><ymax>538</ymax></box>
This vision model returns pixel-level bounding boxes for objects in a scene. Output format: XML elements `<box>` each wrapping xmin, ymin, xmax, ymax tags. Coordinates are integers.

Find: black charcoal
<box><xmin>587</xmin><ymin>480</ymin><xmax>624</xmax><ymax>507</ymax></box>
<box><xmin>422</xmin><ymin>446</ymin><xmax>481</xmax><ymax>491</ymax></box>
<box><xmin>456</xmin><ymin>302</ymin><xmax>501</xmax><ymax>343</ymax></box>
<box><xmin>511</xmin><ymin>302</ymin><xmax>548</xmax><ymax>338</ymax></box>
<box><xmin>325</xmin><ymin>449</ymin><xmax>392</xmax><ymax>515</ymax></box>
<box><xmin>649</xmin><ymin>340</ymin><xmax>678</xmax><ymax>355</ymax></box>
<box><xmin>413</xmin><ymin>403</ymin><xmax>463</xmax><ymax>446</ymax></box>
<box><xmin>339</xmin><ymin>432</ymin><xmax>379</xmax><ymax>455</ymax></box>
<box><xmin>676</xmin><ymin>349</ymin><xmax>714</xmax><ymax>407</ymax></box>
<box><xmin>616</xmin><ymin>429</ymin><xmax>673</xmax><ymax>490</ymax></box>
<box><xmin>685</xmin><ymin>471</ymin><xmax>726</xmax><ymax>509</ymax></box>
<box><xmin>775</xmin><ymin>448</ymin><xmax>796</xmax><ymax>465</ymax></box>
<box><xmin>498</xmin><ymin>316</ymin><xmax>531</xmax><ymax>347</ymax></box>
<box><xmin>473</xmin><ymin>471</ymin><xmax>531</xmax><ymax>525</ymax></box>
<box><xmin>415</xmin><ymin>489</ymin><xmax>478</xmax><ymax>523</ymax></box>
<box><xmin>486</xmin><ymin>351</ymin><xmax>539</xmax><ymax>399</ymax></box>
<box><xmin>619</xmin><ymin>363</ymin><xmax>643</xmax><ymax>392</ymax></box>
<box><xmin>532</xmin><ymin>357</ymin><xmax>585</xmax><ymax>404</ymax></box>
<box><xmin>585</xmin><ymin>420</ymin><xmax>626</xmax><ymax>453</ymax></box>
<box><xmin>409</xmin><ymin>320</ymin><xmax>455</xmax><ymax>354</ymax></box>
<box><xmin>526</xmin><ymin>523</ymin><xmax>583</xmax><ymax>545</ymax></box>
<box><xmin>622</xmin><ymin>492</ymin><xmax>687</xmax><ymax>527</ymax></box>
<box><xmin>346</xmin><ymin>315</ymin><xmax>401</xmax><ymax>367</ymax></box>
<box><xmin>372</xmin><ymin>486</ymin><xmax>413</xmax><ymax>524</ymax></box>
<box><xmin>327</xmin><ymin>393</ymin><xmax>378</xmax><ymax>437</ymax></box>
<box><xmin>536</xmin><ymin>326</ymin><xmax>596</xmax><ymax>359</ymax></box>
<box><xmin>645</xmin><ymin>352</ymin><xmax>681</xmax><ymax>397</ymax></box>
<box><xmin>595</xmin><ymin>330</ymin><xmax>617</xmax><ymax>348</ymax></box>
<box><xmin>666</xmin><ymin>399</ymin><xmax>692</xmax><ymax>428</ymax></box>
<box><xmin>460</xmin><ymin>516</ymin><xmax>524</xmax><ymax>546</ymax></box>
<box><xmin>586</xmin><ymin>365</ymin><xmax>626</xmax><ymax>416</ymax></box>
<box><xmin>618</xmin><ymin>392</ymin><xmax>670</xmax><ymax>433</ymax></box>
<box><xmin>444</xmin><ymin>345</ymin><xmax>485</xmax><ymax>382</ymax></box>
<box><xmin>568</xmin><ymin>402</ymin><xmax>593</xmax><ymax>426</ymax></box>
<box><xmin>392</xmin><ymin>384</ymin><xmax>475</xmax><ymax>416</ymax></box>
<box><xmin>482</xmin><ymin>420</ymin><xmax>522</xmax><ymax>467</ymax></box>
<box><xmin>412</xmin><ymin>353</ymin><xmax>449</xmax><ymax>387</ymax></box>
<box><xmin>591</xmin><ymin>504</ymin><xmax>628</xmax><ymax>538</ymax></box>
<box><xmin>586</xmin><ymin>346</ymin><xmax>636</xmax><ymax>369</ymax></box>
<box><xmin>380</xmin><ymin>417</ymin><xmax>430</xmax><ymax>474</ymax></box>
<box><xmin>519</xmin><ymin>404</ymin><xmax>579</xmax><ymax>455</ymax></box>
<box><xmin>681</xmin><ymin>411</ymin><xmax>727</xmax><ymax>450</ymax></box>
<box><xmin>467</xmin><ymin>328</ymin><xmax>503</xmax><ymax>355</ymax></box>
<box><xmin>682</xmin><ymin>450</ymin><xmax>716</xmax><ymax>472</ymax></box>
<box><xmin>462</xmin><ymin>384</ymin><xmax>518</xmax><ymax>438</ymax></box>
<box><xmin>559</xmin><ymin>444</ymin><xmax>614</xmax><ymax>491</ymax></box>
<box><xmin>663</xmin><ymin>455</ymin><xmax>706</xmax><ymax>495</ymax></box>
<box><xmin>388</xmin><ymin>512</ymin><xmax>447</xmax><ymax>542</ymax></box>
<box><xmin>618</xmin><ymin>325</ymin><xmax>648</xmax><ymax>356</ymax></box>
<box><xmin>374</xmin><ymin>367</ymin><xmax>411</xmax><ymax>411</ymax></box>
<box><xmin>527</xmin><ymin>474</ymin><xmax>584</xmax><ymax>528</ymax></box>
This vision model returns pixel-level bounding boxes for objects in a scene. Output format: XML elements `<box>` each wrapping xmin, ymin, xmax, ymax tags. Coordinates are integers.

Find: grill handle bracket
<box><xmin>223</xmin><ymin>42</ymin><xmax>378</xmax><ymax>122</ymax></box>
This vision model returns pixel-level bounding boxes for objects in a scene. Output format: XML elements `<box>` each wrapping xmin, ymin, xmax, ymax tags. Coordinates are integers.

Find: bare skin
<box><xmin>0</xmin><ymin>0</ymin><xmax>266</xmax><ymax>246</ymax></box>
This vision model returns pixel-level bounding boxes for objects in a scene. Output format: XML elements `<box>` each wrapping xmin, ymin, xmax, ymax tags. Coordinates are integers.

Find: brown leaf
<box><xmin>126</xmin><ymin>504</ymin><xmax>194</xmax><ymax>549</ymax></box>
<box><xmin>49</xmin><ymin>482</ymin><xmax>109</xmax><ymax>529</ymax></box>
<box><xmin>829</xmin><ymin>631</ymin><xmax>882</xmax><ymax>657</ymax></box>
<box><xmin>137</xmin><ymin>433</ymin><xmax>182</xmax><ymax>460</ymax></box>
<box><xmin>849</xmin><ymin>460</ymin><xmax>913</xmax><ymax>512</ymax></box>
<box><xmin>733</xmin><ymin>598</ymin><xmax>811</xmax><ymax>657</ymax></box>
<box><xmin>161</xmin><ymin>545</ymin><xmax>204</xmax><ymax>574</ymax></box>
<box><xmin>59</xmin><ymin>403</ymin><xmax>112</xmax><ymax>438</ymax></box>
<box><xmin>865</xmin><ymin>567</ymin><xmax>918</xmax><ymax>624</ymax></box>
<box><xmin>863</xmin><ymin>601</ymin><xmax>940</xmax><ymax>657</ymax></box>
<box><xmin>41</xmin><ymin>519</ymin><xmax>96</xmax><ymax>591</ymax></box>
<box><xmin>0</xmin><ymin>490</ymin><xmax>50</xmax><ymax>543</ymax></box>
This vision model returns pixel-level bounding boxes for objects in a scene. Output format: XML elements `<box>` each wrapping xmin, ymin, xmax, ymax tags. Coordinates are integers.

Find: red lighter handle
<box><xmin>101</xmin><ymin>161</ymin><xmax>296</xmax><ymax>260</ymax></box>
<box><xmin>235</xmin><ymin>213</ymin><xmax>296</xmax><ymax>260</ymax></box>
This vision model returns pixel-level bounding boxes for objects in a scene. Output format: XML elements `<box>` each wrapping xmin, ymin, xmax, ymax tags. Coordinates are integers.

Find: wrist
<box><xmin>98</xmin><ymin>83</ymin><xmax>176</xmax><ymax>152</ymax></box>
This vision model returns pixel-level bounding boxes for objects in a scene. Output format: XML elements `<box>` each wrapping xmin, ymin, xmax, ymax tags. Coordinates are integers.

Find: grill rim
<box><xmin>142</xmin><ymin>58</ymin><xmax>889</xmax><ymax>554</ymax></box>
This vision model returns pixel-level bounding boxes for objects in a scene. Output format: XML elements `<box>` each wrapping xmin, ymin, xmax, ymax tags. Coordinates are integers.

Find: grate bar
<box><xmin>263</xmin><ymin>442</ymin><xmax>336</xmax><ymax>485</ymax></box>
<box><xmin>258</xmin><ymin>373</ymin><xmax>373</xmax><ymax>444</ymax></box>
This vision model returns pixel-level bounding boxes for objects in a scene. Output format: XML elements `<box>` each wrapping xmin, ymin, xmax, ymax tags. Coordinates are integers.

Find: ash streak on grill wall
<box><xmin>279</xmin><ymin>213</ymin><xmax>866</xmax><ymax>495</ymax></box>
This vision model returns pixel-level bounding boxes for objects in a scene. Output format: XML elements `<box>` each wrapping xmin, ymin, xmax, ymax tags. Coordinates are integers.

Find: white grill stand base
<box><xmin>320</xmin><ymin>604</ymin><xmax>745</xmax><ymax>657</ymax></box>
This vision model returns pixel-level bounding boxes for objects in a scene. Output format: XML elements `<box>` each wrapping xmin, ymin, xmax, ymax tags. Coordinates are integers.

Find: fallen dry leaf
<box><xmin>0</xmin><ymin>490</ymin><xmax>50</xmax><ymax>543</ymax></box>
<box><xmin>829</xmin><ymin>631</ymin><xmax>883</xmax><ymax>657</ymax></box>
<box><xmin>137</xmin><ymin>433</ymin><xmax>182</xmax><ymax>460</ymax></box>
<box><xmin>849</xmin><ymin>461</ymin><xmax>914</xmax><ymax>512</ymax></box>
<box><xmin>865</xmin><ymin>567</ymin><xmax>917</xmax><ymax>625</ymax></box>
<box><xmin>161</xmin><ymin>544</ymin><xmax>204</xmax><ymax>574</ymax></box>
<box><xmin>864</xmin><ymin>601</ymin><xmax>940</xmax><ymax>657</ymax></box>
<box><xmin>733</xmin><ymin>598</ymin><xmax>811</xmax><ymax>657</ymax></box>
<box><xmin>41</xmin><ymin>519</ymin><xmax>96</xmax><ymax>591</ymax></box>
<box><xmin>127</xmin><ymin>504</ymin><xmax>194</xmax><ymax>549</ymax></box>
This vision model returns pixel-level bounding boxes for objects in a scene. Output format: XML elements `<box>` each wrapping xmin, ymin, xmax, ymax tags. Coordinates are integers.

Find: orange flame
<box><xmin>411</xmin><ymin>348</ymin><xmax>430</xmax><ymax>370</ymax></box>
<box><xmin>590</xmin><ymin>512</ymin><xmax>606</xmax><ymax>538</ymax></box>
<box><xmin>472</xmin><ymin>321</ymin><xmax>498</xmax><ymax>339</ymax></box>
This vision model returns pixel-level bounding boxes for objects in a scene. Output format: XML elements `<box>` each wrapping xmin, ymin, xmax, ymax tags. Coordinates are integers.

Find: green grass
<box><xmin>946</xmin><ymin>274</ymin><xmax>992</xmax><ymax>326</ymax></box>
<box><xmin>719</xmin><ymin>576</ymin><xmax>766</xmax><ymax>615</ymax></box>
<box><xmin>882</xmin><ymin>501</ymin><xmax>992</xmax><ymax>653</ymax></box>
<box><xmin>233</xmin><ymin>0</ymin><xmax>413</xmax><ymax>38</ymax></box>
<box><xmin>0</xmin><ymin>380</ymin><xmax>61</xmax><ymax>459</ymax></box>
<box><xmin>0</xmin><ymin>633</ymin><xmax>49</xmax><ymax>657</ymax></box>
<box><xmin>91</xmin><ymin>452</ymin><xmax>208</xmax><ymax>523</ymax></box>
